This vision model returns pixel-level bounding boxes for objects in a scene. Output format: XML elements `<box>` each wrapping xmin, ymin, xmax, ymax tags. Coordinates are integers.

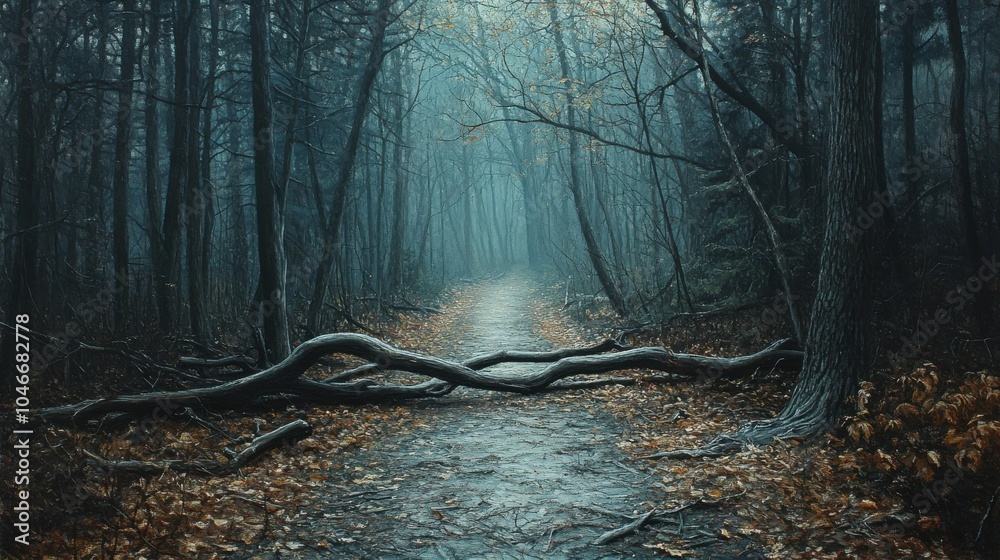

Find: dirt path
<box><xmin>261</xmin><ymin>273</ymin><xmax>651</xmax><ymax>559</ymax></box>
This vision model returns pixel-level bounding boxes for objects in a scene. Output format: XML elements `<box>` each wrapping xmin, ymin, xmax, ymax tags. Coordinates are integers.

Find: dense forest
<box><xmin>1</xmin><ymin>0</ymin><xmax>998</xmax><ymax>557</ymax></box>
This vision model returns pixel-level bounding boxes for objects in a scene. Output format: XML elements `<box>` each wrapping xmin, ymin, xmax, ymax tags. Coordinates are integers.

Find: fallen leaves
<box><xmin>642</xmin><ymin>543</ymin><xmax>696</xmax><ymax>556</ymax></box>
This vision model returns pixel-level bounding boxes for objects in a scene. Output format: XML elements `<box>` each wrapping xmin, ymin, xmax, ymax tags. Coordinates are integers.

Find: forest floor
<box><xmin>36</xmin><ymin>271</ymin><xmax>990</xmax><ymax>559</ymax></box>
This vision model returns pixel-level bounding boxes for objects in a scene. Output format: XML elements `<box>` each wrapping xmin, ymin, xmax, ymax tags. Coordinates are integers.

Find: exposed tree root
<box><xmin>38</xmin><ymin>334</ymin><xmax>801</xmax><ymax>425</ymax></box>
<box><xmin>642</xmin><ymin>408</ymin><xmax>838</xmax><ymax>460</ymax></box>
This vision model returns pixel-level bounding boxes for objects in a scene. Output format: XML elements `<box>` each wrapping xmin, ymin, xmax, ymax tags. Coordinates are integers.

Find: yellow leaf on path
<box><xmin>642</xmin><ymin>543</ymin><xmax>695</xmax><ymax>556</ymax></box>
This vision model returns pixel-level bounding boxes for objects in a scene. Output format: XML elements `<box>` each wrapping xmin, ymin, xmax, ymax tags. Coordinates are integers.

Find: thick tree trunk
<box><xmin>653</xmin><ymin>0</ymin><xmax>881</xmax><ymax>460</ymax></box>
<box><xmin>759</xmin><ymin>0</ymin><xmax>881</xmax><ymax>432</ymax></box>
<box><xmin>2</xmin><ymin>0</ymin><xmax>40</xmax><ymax>383</ymax></box>
<box><xmin>250</xmin><ymin>0</ymin><xmax>292</xmax><ymax>363</ymax></box>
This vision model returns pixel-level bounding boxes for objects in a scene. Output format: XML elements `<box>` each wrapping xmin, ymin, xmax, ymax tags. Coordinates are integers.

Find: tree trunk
<box><xmin>160</xmin><ymin>0</ymin><xmax>192</xmax><ymax>331</ymax></box>
<box><xmin>250</xmin><ymin>0</ymin><xmax>291</xmax><ymax>362</ymax></box>
<box><xmin>944</xmin><ymin>0</ymin><xmax>996</xmax><ymax>335</ymax></box>
<box><xmin>766</xmin><ymin>0</ymin><xmax>881</xmax><ymax>431</ymax></box>
<box><xmin>199</xmin><ymin>0</ymin><xmax>220</xmax><ymax>326</ymax></box>
<box><xmin>387</xmin><ymin>53</ymin><xmax>407</xmax><ymax>292</ymax></box>
<box><xmin>690</xmin><ymin>0</ymin><xmax>805</xmax><ymax>344</ymax></box>
<box><xmin>548</xmin><ymin>0</ymin><xmax>629</xmax><ymax>317</ymax></box>
<box><xmin>145</xmin><ymin>0</ymin><xmax>166</xmax><ymax>324</ymax></box>
<box><xmin>186</xmin><ymin>0</ymin><xmax>209</xmax><ymax>343</ymax></box>
<box><xmin>112</xmin><ymin>0</ymin><xmax>138</xmax><ymax>334</ymax></box>
<box><xmin>306</xmin><ymin>0</ymin><xmax>391</xmax><ymax>334</ymax></box>
<box><xmin>2</xmin><ymin>0</ymin><xmax>40</xmax><ymax>384</ymax></box>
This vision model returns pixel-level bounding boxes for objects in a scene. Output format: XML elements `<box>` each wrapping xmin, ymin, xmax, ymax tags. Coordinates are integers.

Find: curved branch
<box><xmin>38</xmin><ymin>335</ymin><xmax>801</xmax><ymax>424</ymax></box>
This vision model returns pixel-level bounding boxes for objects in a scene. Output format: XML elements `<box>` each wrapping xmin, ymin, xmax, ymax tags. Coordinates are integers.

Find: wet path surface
<box><xmin>305</xmin><ymin>274</ymin><xmax>659</xmax><ymax>559</ymax></box>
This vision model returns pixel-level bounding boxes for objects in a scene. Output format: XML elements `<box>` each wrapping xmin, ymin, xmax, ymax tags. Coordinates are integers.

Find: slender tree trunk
<box><xmin>186</xmin><ymin>0</ymin><xmax>209</xmax><ymax>342</ymax></box>
<box><xmin>691</xmin><ymin>0</ymin><xmax>805</xmax><ymax>343</ymax></box>
<box><xmin>85</xmin><ymin>21</ymin><xmax>108</xmax><ymax>280</ymax></box>
<box><xmin>160</xmin><ymin>0</ymin><xmax>192</xmax><ymax>331</ymax></box>
<box><xmin>387</xmin><ymin>54</ymin><xmax>407</xmax><ymax>292</ymax></box>
<box><xmin>461</xmin><ymin>142</ymin><xmax>474</xmax><ymax>275</ymax></box>
<box><xmin>200</xmin><ymin>0</ymin><xmax>220</xmax><ymax>318</ymax></box>
<box><xmin>146</xmin><ymin>0</ymin><xmax>167</xmax><ymax>324</ymax></box>
<box><xmin>306</xmin><ymin>0</ymin><xmax>391</xmax><ymax>334</ymax></box>
<box><xmin>547</xmin><ymin>0</ymin><xmax>629</xmax><ymax>317</ymax></box>
<box><xmin>945</xmin><ymin>0</ymin><xmax>996</xmax><ymax>335</ymax></box>
<box><xmin>250</xmin><ymin>0</ymin><xmax>291</xmax><ymax>362</ymax></box>
<box><xmin>112</xmin><ymin>0</ymin><xmax>138</xmax><ymax>334</ymax></box>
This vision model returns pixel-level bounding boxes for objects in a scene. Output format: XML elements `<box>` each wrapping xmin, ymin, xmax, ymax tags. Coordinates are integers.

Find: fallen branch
<box><xmin>321</xmin><ymin>338</ymin><xmax>627</xmax><ymax>383</ymax></box>
<box><xmin>82</xmin><ymin>419</ymin><xmax>311</xmax><ymax>476</ymax></box>
<box><xmin>593</xmin><ymin>509</ymin><xmax>657</xmax><ymax>545</ymax></box>
<box><xmin>38</xmin><ymin>335</ymin><xmax>801</xmax><ymax>424</ymax></box>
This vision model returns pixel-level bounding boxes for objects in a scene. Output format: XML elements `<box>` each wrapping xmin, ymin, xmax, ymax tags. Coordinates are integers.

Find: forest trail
<box><xmin>275</xmin><ymin>273</ymin><xmax>664</xmax><ymax>559</ymax></box>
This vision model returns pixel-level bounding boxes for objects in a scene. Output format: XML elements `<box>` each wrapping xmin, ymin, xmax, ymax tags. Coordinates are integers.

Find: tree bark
<box><xmin>2</xmin><ymin>0</ymin><xmax>40</xmax><ymax>384</ymax></box>
<box><xmin>754</xmin><ymin>0</ymin><xmax>881</xmax><ymax>435</ymax></box>
<box><xmin>112</xmin><ymin>0</ymin><xmax>138</xmax><ymax>334</ymax></box>
<box><xmin>306</xmin><ymin>0</ymin><xmax>392</xmax><ymax>334</ymax></box>
<box><xmin>159</xmin><ymin>0</ymin><xmax>192</xmax><ymax>331</ymax></box>
<box><xmin>548</xmin><ymin>0</ymin><xmax>629</xmax><ymax>318</ymax></box>
<box><xmin>250</xmin><ymin>0</ymin><xmax>292</xmax><ymax>362</ymax></box>
<box><xmin>944</xmin><ymin>0</ymin><xmax>996</xmax><ymax>335</ymax></box>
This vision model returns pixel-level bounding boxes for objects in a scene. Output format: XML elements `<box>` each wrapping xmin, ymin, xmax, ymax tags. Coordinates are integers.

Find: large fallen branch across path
<box><xmin>37</xmin><ymin>334</ymin><xmax>801</xmax><ymax>424</ymax></box>
<box><xmin>322</xmin><ymin>338</ymin><xmax>626</xmax><ymax>382</ymax></box>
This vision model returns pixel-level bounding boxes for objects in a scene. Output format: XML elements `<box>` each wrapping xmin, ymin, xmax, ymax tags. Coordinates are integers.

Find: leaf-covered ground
<box><xmin>31</xmin><ymin>273</ymin><xmax>995</xmax><ymax>559</ymax></box>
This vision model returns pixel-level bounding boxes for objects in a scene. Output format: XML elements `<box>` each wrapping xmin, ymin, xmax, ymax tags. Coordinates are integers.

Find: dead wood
<box><xmin>593</xmin><ymin>509</ymin><xmax>657</xmax><ymax>545</ymax></box>
<box><xmin>38</xmin><ymin>334</ymin><xmax>801</xmax><ymax>425</ymax></box>
<box><xmin>82</xmin><ymin>419</ymin><xmax>311</xmax><ymax>476</ymax></box>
